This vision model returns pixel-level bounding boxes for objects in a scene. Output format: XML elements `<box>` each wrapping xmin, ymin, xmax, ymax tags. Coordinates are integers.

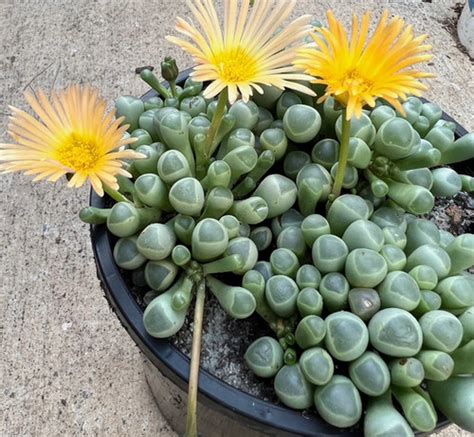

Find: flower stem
<box><xmin>205</xmin><ymin>88</ymin><xmax>228</xmax><ymax>159</ymax></box>
<box><xmin>103</xmin><ymin>185</ymin><xmax>131</xmax><ymax>203</ymax></box>
<box><xmin>331</xmin><ymin>109</ymin><xmax>351</xmax><ymax>198</ymax></box>
<box><xmin>185</xmin><ymin>280</ymin><xmax>206</xmax><ymax>437</ymax></box>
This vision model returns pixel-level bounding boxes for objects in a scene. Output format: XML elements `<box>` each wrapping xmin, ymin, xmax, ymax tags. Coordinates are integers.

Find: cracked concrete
<box><xmin>0</xmin><ymin>1</ymin><xmax>472</xmax><ymax>436</ymax></box>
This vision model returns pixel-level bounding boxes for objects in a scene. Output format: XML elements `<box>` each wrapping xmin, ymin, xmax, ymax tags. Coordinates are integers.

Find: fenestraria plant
<box><xmin>0</xmin><ymin>86</ymin><xmax>142</xmax><ymax>198</ymax></box>
<box><xmin>294</xmin><ymin>10</ymin><xmax>433</xmax><ymax>197</ymax></box>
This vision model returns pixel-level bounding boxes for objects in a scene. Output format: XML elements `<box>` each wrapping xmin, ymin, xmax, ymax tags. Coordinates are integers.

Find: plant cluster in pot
<box><xmin>1</xmin><ymin>1</ymin><xmax>473</xmax><ymax>436</ymax></box>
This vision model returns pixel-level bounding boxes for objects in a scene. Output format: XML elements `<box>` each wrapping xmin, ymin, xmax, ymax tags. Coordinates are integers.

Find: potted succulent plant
<box><xmin>1</xmin><ymin>1</ymin><xmax>473</xmax><ymax>436</ymax></box>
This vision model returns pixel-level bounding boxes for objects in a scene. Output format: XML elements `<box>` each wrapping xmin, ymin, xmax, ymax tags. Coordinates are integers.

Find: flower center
<box><xmin>212</xmin><ymin>46</ymin><xmax>258</xmax><ymax>83</ymax></box>
<box><xmin>55</xmin><ymin>134</ymin><xmax>101</xmax><ymax>172</ymax></box>
<box><xmin>341</xmin><ymin>69</ymin><xmax>373</xmax><ymax>95</ymax></box>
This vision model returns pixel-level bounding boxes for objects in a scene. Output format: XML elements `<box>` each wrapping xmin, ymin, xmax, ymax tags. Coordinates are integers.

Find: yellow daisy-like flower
<box><xmin>0</xmin><ymin>86</ymin><xmax>142</xmax><ymax>196</ymax></box>
<box><xmin>294</xmin><ymin>10</ymin><xmax>434</xmax><ymax>119</ymax></box>
<box><xmin>167</xmin><ymin>0</ymin><xmax>316</xmax><ymax>103</ymax></box>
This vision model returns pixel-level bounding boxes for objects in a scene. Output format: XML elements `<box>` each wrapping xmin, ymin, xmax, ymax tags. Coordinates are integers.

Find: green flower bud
<box><xmin>161</xmin><ymin>56</ymin><xmax>178</xmax><ymax>82</ymax></box>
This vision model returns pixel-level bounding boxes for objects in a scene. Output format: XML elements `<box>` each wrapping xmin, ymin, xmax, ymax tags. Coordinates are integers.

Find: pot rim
<box><xmin>90</xmin><ymin>68</ymin><xmax>470</xmax><ymax>436</ymax></box>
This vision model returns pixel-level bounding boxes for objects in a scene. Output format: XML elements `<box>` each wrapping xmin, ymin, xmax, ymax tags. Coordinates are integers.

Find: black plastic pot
<box><xmin>90</xmin><ymin>70</ymin><xmax>471</xmax><ymax>437</ymax></box>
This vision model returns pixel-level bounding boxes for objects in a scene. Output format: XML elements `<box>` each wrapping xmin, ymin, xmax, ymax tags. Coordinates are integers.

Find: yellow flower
<box><xmin>294</xmin><ymin>10</ymin><xmax>434</xmax><ymax>119</ymax></box>
<box><xmin>167</xmin><ymin>0</ymin><xmax>315</xmax><ymax>103</ymax></box>
<box><xmin>0</xmin><ymin>86</ymin><xmax>142</xmax><ymax>196</ymax></box>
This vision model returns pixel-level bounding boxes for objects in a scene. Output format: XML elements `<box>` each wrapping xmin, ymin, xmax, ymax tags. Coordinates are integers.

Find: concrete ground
<box><xmin>0</xmin><ymin>1</ymin><xmax>472</xmax><ymax>436</ymax></box>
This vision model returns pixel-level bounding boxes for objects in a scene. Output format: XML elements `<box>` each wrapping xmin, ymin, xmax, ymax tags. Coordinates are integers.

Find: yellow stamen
<box><xmin>55</xmin><ymin>134</ymin><xmax>101</xmax><ymax>172</ymax></box>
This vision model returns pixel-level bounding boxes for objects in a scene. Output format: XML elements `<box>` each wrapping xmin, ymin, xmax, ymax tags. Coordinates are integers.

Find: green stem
<box><xmin>205</xmin><ymin>88</ymin><xmax>228</xmax><ymax>159</ymax></box>
<box><xmin>331</xmin><ymin>109</ymin><xmax>351</xmax><ymax>198</ymax></box>
<box><xmin>103</xmin><ymin>185</ymin><xmax>131</xmax><ymax>203</ymax></box>
<box><xmin>185</xmin><ymin>280</ymin><xmax>206</xmax><ymax>437</ymax></box>
<box><xmin>170</xmin><ymin>80</ymin><xmax>178</xmax><ymax>98</ymax></box>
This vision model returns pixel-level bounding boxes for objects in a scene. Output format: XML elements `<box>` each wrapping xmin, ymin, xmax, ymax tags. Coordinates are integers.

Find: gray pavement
<box><xmin>0</xmin><ymin>1</ymin><xmax>473</xmax><ymax>436</ymax></box>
